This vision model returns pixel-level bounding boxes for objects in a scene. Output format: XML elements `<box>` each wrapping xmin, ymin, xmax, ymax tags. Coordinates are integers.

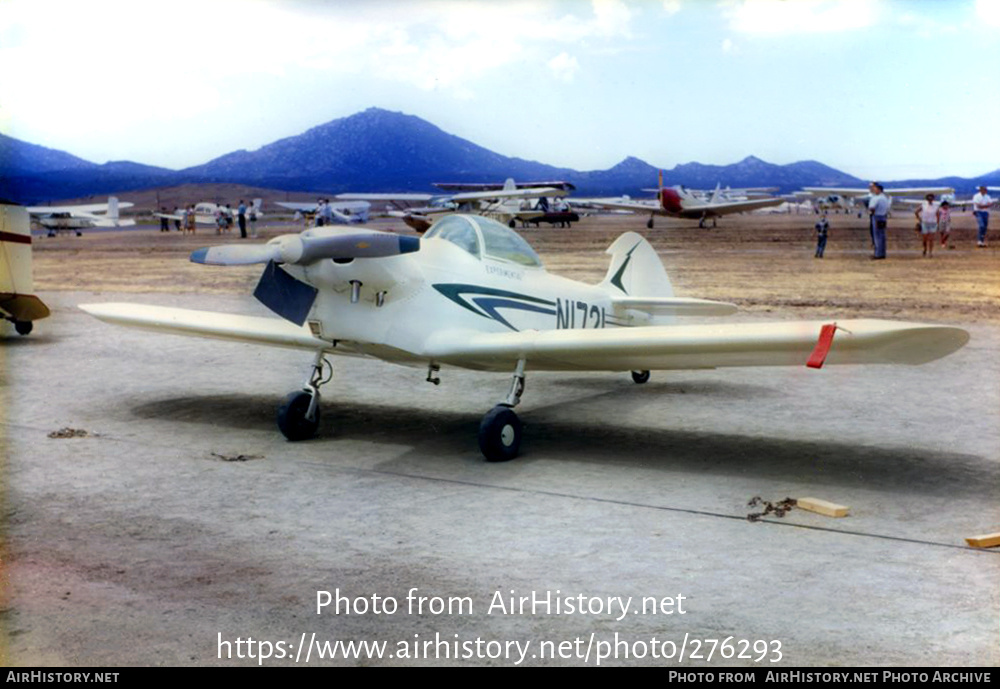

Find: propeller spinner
<box><xmin>190</xmin><ymin>230</ymin><xmax>419</xmax><ymax>266</ymax></box>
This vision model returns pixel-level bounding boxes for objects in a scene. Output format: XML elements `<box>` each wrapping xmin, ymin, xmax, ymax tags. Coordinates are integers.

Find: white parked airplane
<box><xmin>1</xmin><ymin>203</ymin><xmax>50</xmax><ymax>335</ymax></box>
<box><xmin>80</xmin><ymin>214</ymin><xmax>968</xmax><ymax>461</ymax></box>
<box><xmin>156</xmin><ymin>199</ymin><xmax>263</xmax><ymax>227</ymax></box>
<box><xmin>27</xmin><ymin>196</ymin><xmax>135</xmax><ymax>236</ymax></box>
<box><xmin>274</xmin><ymin>199</ymin><xmax>371</xmax><ymax>224</ymax></box>
<box><xmin>575</xmin><ymin>172</ymin><xmax>784</xmax><ymax>229</ymax></box>
<box><xmin>336</xmin><ymin>179</ymin><xmax>572</xmax><ymax>232</ymax></box>
<box><xmin>799</xmin><ymin>186</ymin><xmax>954</xmax><ymax>215</ymax></box>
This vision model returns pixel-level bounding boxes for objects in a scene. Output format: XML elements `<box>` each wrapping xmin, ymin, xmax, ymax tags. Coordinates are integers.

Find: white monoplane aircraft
<box><xmin>337</xmin><ymin>179</ymin><xmax>571</xmax><ymax>232</ymax></box>
<box><xmin>80</xmin><ymin>214</ymin><xmax>968</xmax><ymax>461</ymax></box>
<box><xmin>156</xmin><ymin>199</ymin><xmax>264</xmax><ymax>228</ymax></box>
<box><xmin>27</xmin><ymin>196</ymin><xmax>135</xmax><ymax>236</ymax></box>
<box><xmin>576</xmin><ymin>172</ymin><xmax>784</xmax><ymax>229</ymax></box>
<box><xmin>274</xmin><ymin>199</ymin><xmax>370</xmax><ymax>224</ymax></box>
<box><xmin>2</xmin><ymin>203</ymin><xmax>50</xmax><ymax>335</ymax></box>
<box><xmin>799</xmin><ymin>185</ymin><xmax>955</xmax><ymax>216</ymax></box>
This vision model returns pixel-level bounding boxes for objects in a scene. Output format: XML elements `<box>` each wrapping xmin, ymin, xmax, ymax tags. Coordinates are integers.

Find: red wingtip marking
<box><xmin>806</xmin><ymin>322</ymin><xmax>839</xmax><ymax>369</ymax></box>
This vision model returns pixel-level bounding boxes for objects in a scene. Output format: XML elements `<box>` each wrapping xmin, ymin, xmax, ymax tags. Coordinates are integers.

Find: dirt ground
<box><xmin>31</xmin><ymin>211</ymin><xmax>1000</xmax><ymax>324</ymax></box>
<box><xmin>3</xmin><ymin>209</ymin><xmax>999</xmax><ymax>667</ymax></box>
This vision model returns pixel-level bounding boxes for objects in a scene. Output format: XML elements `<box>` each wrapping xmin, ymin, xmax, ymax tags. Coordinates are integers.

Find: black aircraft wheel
<box><xmin>14</xmin><ymin>320</ymin><xmax>33</xmax><ymax>336</ymax></box>
<box><xmin>478</xmin><ymin>405</ymin><xmax>522</xmax><ymax>462</ymax></box>
<box><xmin>277</xmin><ymin>390</ymin><xmax>320</xmax><ymax>441</ymax></box>
<box><xmin>508</xmin><ymin>219</ymin><xmax>517</xmax><ymax>229</ymax></box>
<box><xmin>646</xmin><ymin>218</ymin><xmax>654</xmax><ymax>229</ymax></box>
<box><xmin>76</xmin><ymin>231</ymin><xmax>82</xmax><ymax>237</ymax></box>
<box><xmin>631</xmin><ymin>370</ymin><xmax>650</xmax><ymax>384</ymax></box>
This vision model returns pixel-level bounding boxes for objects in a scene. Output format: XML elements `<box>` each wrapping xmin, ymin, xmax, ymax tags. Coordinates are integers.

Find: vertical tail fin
<box><xmin>599</xmin><ymin>231</ymin><xmax>673</xmax><ymax>297</ymax></box>
<box><xmin>502</xmin><ymin>178</ymin><xmax>516</xmax><ymax>192</ymax></box>
<box><xmin>107</xmin><ymin>196</ymin><xmax>120</xmax><ymax>220</ymax></box>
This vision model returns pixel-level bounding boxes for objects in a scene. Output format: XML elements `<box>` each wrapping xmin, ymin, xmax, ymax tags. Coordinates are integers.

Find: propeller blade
<box><xmin>190</xmin><ymin>231</ymin><xmax>419</xmax><ymax>266</ymax></box>
<box><xmin>190</xmin><ymin>244</ymin><xmax>281</xmax><ymax>265</ymax></box>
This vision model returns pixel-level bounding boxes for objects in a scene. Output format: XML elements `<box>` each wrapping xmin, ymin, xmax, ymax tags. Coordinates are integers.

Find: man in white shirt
<box><xmin>972</xmin><ymin>185</ymin><xmax>993</xmax><ymax>247</ymax></box>
<box><xmin>868</xmin><ymin>182</ymin><xmax>890</xmax><ymax>259</ymax></box>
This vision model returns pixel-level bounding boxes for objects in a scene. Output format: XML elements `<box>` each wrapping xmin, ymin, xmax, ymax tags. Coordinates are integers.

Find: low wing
<box><xmin>687</xmin><ymin>196</ymin><xmax>785</xmax><ymax>218</ymax></box>
<box><xmin>78</xmin><ymin>303</ymin><xmax>329</xmax><ymax>351</ymax></box>
<box><xmin>422</xmin><ymin>319</ymin><xmax>968</xmax><ymax>372</ymax></box>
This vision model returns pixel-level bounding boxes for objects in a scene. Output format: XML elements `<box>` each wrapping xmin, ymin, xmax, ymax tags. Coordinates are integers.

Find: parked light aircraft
<box><xmin>336</xmin><ymin>179</ymin><xmax>571</xmax><ymax>232</ymax></box>
<box><xmin>799</xmin><ymin>186</ymin><xmax>954</xmax><ymax>216</ymax></box>
<box><xmin>80</xmin><ymin>214</ymin><xmax>968</xmax><ymax>461</ymax></box>
<box><xmin>274</xmin><ymin>199</ymin><xmax>371</xmax><ymax>224</ymax></box>
<box><xmin>156</xmin><ymin>199</ymin><xmax>263</xmax><ymax>227</ymax></box>
<box><xmin>27</xmin><ymin>196</ymin><xmax>135</xmax><ymax>236</ymax></box>
<box><xmin>575</xmin><ymin>172</ymin><xmax>784</xmax><ymax>228</ymax></box>
<box><xmin>1</xmin><ymin>203</ymin><xmax>50</xmax><ymax>335</ymax></box>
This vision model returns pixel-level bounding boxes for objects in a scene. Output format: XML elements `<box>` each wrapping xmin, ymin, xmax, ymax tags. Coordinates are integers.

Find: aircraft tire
<box><xmin>631</xmin><ymin>370</ymin><xmax>650</xmax><ymax>384</ymax></box>
<box><xmin>14</xmin><ymin>320</ymin><xmax>32</xmax><ymax>336</ymax></box>
<box><xmin>478</xmin><ymin>405</ymin><xmax>522</xmax><ymax>462</ymax></box>
<box><xmin>277</xmin><ymin>390</ymin><xmax>320</xmax><ymax>441</ymax></box>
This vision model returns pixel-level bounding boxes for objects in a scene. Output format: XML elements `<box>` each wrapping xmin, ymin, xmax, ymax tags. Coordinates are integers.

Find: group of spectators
<box><xmin>814</xmin><ymin>184</ymin><xmax>994</xmax><ymax>260</ymax></box>
<box><xmin>157</xmin><ymin>200</ymin><xmax>258</xmax><ymax>238</ymax></box>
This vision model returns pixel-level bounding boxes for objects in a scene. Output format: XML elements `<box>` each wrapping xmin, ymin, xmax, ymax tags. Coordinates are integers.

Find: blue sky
<box><xmin>1</xmin><ymin>0</ymin><xmax>997</xmax><ymax>181</ymax></box>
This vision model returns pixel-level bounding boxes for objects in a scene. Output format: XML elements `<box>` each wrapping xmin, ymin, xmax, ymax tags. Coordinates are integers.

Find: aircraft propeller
<box><xmin>190</xmin><ymin>230</ymin><xmax>419</xmax><ymax>266</ymax></box>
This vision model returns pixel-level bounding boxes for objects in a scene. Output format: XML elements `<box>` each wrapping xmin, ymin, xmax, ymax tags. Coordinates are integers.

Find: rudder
<box><xmin>599</xmin><ymin>231</ymin><xmax>673</xmax><ymax>298</ymax></box>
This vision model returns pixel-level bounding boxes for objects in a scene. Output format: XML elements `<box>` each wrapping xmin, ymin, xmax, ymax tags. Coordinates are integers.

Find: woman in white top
<box><xmin>914</xmin><ymin>193</ymin><xmax>939</xmax><ymax>257</ymax></box>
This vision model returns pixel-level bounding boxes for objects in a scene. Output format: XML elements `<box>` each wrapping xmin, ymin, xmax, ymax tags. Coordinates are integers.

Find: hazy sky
<box><xmin>1</xmin><ymin>0</ymin><xmax>997</xmax><ymax>181</ymax></box>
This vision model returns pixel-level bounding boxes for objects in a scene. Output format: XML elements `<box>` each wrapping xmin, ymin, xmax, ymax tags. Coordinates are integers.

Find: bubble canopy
<box><xmin>424</xmin><ymin>215</ymin><xmax>543</xmax><ymax>268</ymax></box>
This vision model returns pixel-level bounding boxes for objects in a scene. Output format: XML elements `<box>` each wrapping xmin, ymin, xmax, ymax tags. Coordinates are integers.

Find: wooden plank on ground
<box><xmin>965</xmin><ymin>532</ymin><xmax>1000</xmax><ymax>549</ymax></box>
<box><xmin>796</xmin><ymin>497</ymin><xmax>849</xmax><ymax>518</ymax></box>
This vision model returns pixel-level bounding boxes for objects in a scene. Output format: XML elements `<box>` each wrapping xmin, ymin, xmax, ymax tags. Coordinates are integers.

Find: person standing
<box><xmin>938</xmin><ymin>200</ymin><xmax>952</xmax><ymax>249</ymax></box>
<box><xmin>914</xmin><ymin>193</ymin><xmax>939</xmax><ymax>257</ymax></box>
<box><xmin>249</xmin><ymin>204</ymin><xmax>258</xmax><ymax>238</ymax></box>
<box><xmin>185</xmin><ymin>205</ymin><xmax>196</xmax><ymax>234</ymax></box>
<box><xmin>159</xmin><ymin>207</ymin><xmax>170</xmax><ymax>232</ymax></box>
<box><xmin>814</xmin><ymin>214</ymin><xmax>829</xmax><ymax>258</ymax></box>
<box><xmin>237</xmin><ymin>199</ymin><xmax>247</xmax><ymax>238</ymax></box>
<box><xmin>972</xmin><ymin>185</ymin><xmax>993</xmax><ymax>247</ymax></box>
<box><xmin>868</xmin><ymin>182</ymin><xmax>890</xmax><ymax>259</ymax></box>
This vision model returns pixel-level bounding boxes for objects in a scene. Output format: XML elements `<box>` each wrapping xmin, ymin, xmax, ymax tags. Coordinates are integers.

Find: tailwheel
<box><xmin>14</xmin><ymin>320</ymin><xmax>33</xmax><ymax>336</ymax></box>
<box><xmin>478</xmin><ymin>405</ymin><xmax>522</xmax><ymax>462</ymax></box>
<box><xmin>631</xmin><ymin>370</ymin><xmax>650</xmax><ymax>384</ymax></box>
<box><xmin>277</xmin><ymin>390</ymin><xmax>320</xmax><ymax>441</ymax></box>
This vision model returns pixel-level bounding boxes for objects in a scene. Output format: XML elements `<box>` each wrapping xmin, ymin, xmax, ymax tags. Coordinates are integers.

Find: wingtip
<box><xmin>190</xmin><ymin>247</ymin><xmax>209</xmax><ymax>264</ymax></box>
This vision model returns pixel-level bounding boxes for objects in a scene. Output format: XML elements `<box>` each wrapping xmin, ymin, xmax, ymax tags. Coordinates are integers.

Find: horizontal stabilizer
<box><xmin>611</xmin><ymin>296</ymin><xmax>737</xmax><ymax>317</ymax></box>
<box><xmin>78</xmin><ymin>303</ymin><xmax>329</xmax><ymax>351</ymax></box>
<box><xmin>423</xmin><ymin>319</ymin><xmax>969</xmax><ymax>372</ymax></box>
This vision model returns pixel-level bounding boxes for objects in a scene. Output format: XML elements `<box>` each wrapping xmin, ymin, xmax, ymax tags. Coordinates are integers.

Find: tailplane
<box><xmin>599</xmin><ymin>231</ymin><xmax>673</xmax><ymax>297</ymax></box>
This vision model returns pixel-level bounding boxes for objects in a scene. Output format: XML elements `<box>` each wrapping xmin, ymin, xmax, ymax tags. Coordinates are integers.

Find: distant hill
<box><xmin>1</xmin><ymin>107</ymin><xmax>996</xmax><ymax>204</ymax></box>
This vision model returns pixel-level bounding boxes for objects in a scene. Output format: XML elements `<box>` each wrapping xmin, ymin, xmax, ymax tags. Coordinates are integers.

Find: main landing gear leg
<box><xmin>478</xmin><ymin>358</ymin><xmax>526</xmax><ymax>462</ymax></box>
<box><xmin>278</xmin><ymin>350</ymin><xmax>329</xmax><ymax>441</ymax></box>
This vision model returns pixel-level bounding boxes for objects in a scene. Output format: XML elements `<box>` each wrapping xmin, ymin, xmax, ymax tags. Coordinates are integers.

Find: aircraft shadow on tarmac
<box><xmin>130</xmin><ymin>392</ymin><xmax>999</xmax><ymax>501</ymax></box>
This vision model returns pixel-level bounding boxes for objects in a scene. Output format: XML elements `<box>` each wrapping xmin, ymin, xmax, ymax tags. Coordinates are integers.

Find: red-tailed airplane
<box><xmin>573</xmin><ymin>172</ymin><xmax>784</xmax><ymax>228</ymax></box>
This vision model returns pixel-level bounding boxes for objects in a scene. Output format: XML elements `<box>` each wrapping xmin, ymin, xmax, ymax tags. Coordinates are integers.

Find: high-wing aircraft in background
<box><xmin>274</xmin><ymin>199</ymin><xmax>370</xmax><ymax>224</ymax></box>
<box><xmin>573</xmin><ymin>172</ymin><xmax>784</xmax><ymax>228</ymax></box>
<box><xmin>81</xmin><ymin>214</ymin><xmax>968</xmax><ymax>461</ymax></box>
<box><xmin>799</xmin><ymin>186</ymin><xmax>955</xmax><ymax>216</ymax></box>
<box><xmin>156</xmin><ymin>199</ymin><xmax>264</xmax><ymax>228</ymax></box>
<box><xmin>1</xmin><ymin>203</ymin><xmax>50</xmax><ymax>335</ymax></box>
<box><xmin>27</xmin><ymin>196</ymin><xmax>135</xmax><ymax>236</ymax></box>
<box><xmin>335</xmin><ymin>179</ymin><xmax>574</xmax><ymax>232</ymax></box>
